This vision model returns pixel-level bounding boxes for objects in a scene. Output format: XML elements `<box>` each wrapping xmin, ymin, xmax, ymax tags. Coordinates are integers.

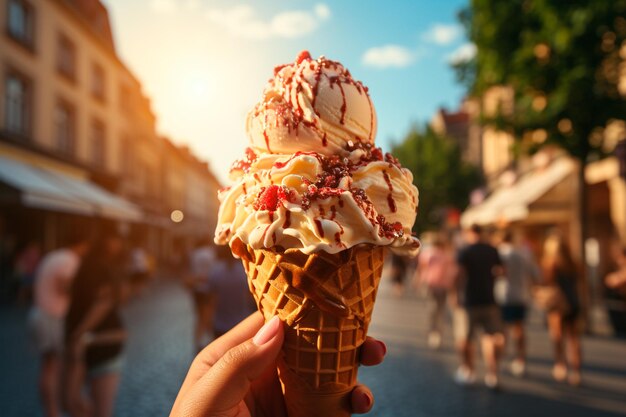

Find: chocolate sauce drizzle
<box><xmin>382</xmin><ymin>170</ymin><xmax>397</xmax><ymax>213</ymax></box>
<box><xmin>283</xmin><ymin>210</ymin><xmax>291</xmax><ymax>229</ymax></box>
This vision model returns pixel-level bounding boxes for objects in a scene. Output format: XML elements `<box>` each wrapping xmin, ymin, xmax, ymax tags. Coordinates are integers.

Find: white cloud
<box><xmin>272</xmin><ymin>11</ymin><xmax>318</xmax><ymax>38</ymax></box>
<box><xmin>151</xmin><ymin>0</ymin><xmax>176</xmax><ymax>13</ymax></box>
<box><xmin>207</xmin><ymin>3</ymin><xmax>331</xmax><ymax>40</ymax></box>
<box><xmin>150</xmin><ymin>0</ymin><xmax>201</xmax><ymax>14</ymax></box>
<box><xmin>422</xmin><ymin>23</ymin><xmax>462</xmax><ymax>45</ymax></box>
<box><xmin>183</xmin><ymin>0</ymin><xmax>201</xmax><ymax>11</ymax></box>
<box><xmin>448</xmin><ymin>43</ymin><xmax>476</xmax><ymax>64</ymax></box>
<box><xmin>315</xmin><ymin>4</ymin><xmax>331</xmax><ymax>20</ymax></box>
<box><xmin>362</xmin><ymin>45</ymin><xmax>414</xmax><ymax>69</ymax></box>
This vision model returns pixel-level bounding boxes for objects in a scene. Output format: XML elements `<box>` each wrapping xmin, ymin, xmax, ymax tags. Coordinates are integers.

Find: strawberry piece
<box><xmin>296</xmin><ymin>50</ymin><xmax>312</xmax><ymax>64</ymax></box>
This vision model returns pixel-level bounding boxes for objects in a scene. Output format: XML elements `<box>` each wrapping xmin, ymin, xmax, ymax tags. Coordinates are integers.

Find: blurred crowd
<box><xmin>2</xmin><ymin>221</ymin><xmax>626</xmax><ymax>416</ymax></box>
<box><xmin>0</xmin><ymin>226</ymin><xmax>255</xmax><ymax>417</ymax></box>
<box><xmin>391</xmin><ymin>224</ymin><xmax>626</xmax><ymax>391</ymax></box>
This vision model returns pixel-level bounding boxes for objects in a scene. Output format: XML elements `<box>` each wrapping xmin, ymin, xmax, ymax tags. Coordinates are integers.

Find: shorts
<box><xmin>28</xmin><ymin>307</ymin><xmax>64</xmax><ymax>355</ymax></box>
<box><xmin>501</xmin><ymin>304</ymin><xmax>527</xmax><ymax>323</ymax></box>
<box><xmin>462</xmin><ymin>305</ymin><xmax>504</xmax><ymax>340</ymax></box>
<box><xmin>87</xmin><ymin>355</ymin><xmax>124</xmax><ymax>379</ymax></box>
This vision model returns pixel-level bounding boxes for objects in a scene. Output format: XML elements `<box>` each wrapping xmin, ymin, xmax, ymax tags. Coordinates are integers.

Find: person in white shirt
<box><xmin>496</xmin><ymin>230</ymin><xmax>540</xmax><ymax>377</ymax></box>
<box><xmin>29</xmin><ymin>233</ymin><xmax>90</xmax><ymax>417</ymax></box>
<box><xmin>128</xmin><ymin>234</ymin><xmax>152</xmax><ymax>295</ymax></box>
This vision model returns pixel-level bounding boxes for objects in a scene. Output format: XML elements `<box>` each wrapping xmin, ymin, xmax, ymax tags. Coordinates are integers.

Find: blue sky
<box><xmin>104</xmin><ymin>0</ymin><xmax>471</xmax><ymax>183</ymax></box>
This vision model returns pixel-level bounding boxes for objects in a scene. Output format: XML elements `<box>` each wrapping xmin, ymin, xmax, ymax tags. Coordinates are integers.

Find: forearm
<box><xmin>69</xmin><ymin>299</ymin><xmax>113</xmax><ymax>342</ymax></box>
<box><xmin>88</xmin><ymin>329</ymin><xmax>127</xmax><ymax>346</ymax></box>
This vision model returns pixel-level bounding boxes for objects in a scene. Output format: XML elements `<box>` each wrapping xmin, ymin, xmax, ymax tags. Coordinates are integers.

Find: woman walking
<box><xmin>64</xmin><ymin>231</ymin><xmax>128</xmax><ymax>417</ymax></box>
<box><xmin>541</xmin><ymin>234</ymin><xmax>582</xmax><ymax>386</ymax></box>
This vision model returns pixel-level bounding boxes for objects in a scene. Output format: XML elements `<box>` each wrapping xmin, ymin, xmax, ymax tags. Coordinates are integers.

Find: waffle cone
<box><xmin>232</xmin><ymin>239</ymin><xmax>385</xmax><ymax>417</ymax></box>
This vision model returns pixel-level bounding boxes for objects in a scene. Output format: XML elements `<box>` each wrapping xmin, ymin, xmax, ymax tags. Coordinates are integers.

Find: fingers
<box><xmin>360</xmin><ymin>336</ymin><xmax>386</xmax><ymax>366</ymax></box>
<box><xmin>178</xmin><ymin>312</ymin><xmax>265</xmax><ymax>395</ymax></box>
<box><xmin>351</xmin><ymin>384</ymin><xmax>374</xmax><ymax>414</ymax></box>
<box><xmin>176</xmin><ymin>316</ymin><xmax>284</xmax><ymax>417</ymax></box>
<box><xmin>201</xmin><ymin>311</ymin><xmax>265</xmax><ymax>363</ymax></box>
<box><xmin>171</xmin><ymin>312</ymin><xmax>265</xmax><ymax>415</ymax></box>
<box><xmin>351</xmin><ymin>337</ymin><xmax>385</xmax><ymax>414</ymax></box>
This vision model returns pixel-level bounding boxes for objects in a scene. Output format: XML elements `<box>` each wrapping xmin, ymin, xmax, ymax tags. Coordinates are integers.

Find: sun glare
<box><xmin>186</xmin><ymin>76</ymin><xmax>210</xmax><ymax>97</ymax></box>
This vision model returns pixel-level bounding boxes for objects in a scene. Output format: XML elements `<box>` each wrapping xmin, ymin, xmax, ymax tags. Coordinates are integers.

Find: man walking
<box><xmin>29</xmin><ymin>232</ymin><xmax>90</xmax><ymax>417</ymax></box>
<box><xmin>455</xmin><ymin>224</ymin><xmax>505</xmax><ymax>389</ymax></box>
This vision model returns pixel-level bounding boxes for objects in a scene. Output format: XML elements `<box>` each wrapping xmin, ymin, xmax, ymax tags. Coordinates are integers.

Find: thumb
<box><xmin>181</xmin><ymin>316</ymin><xmax>284</xmax><ymax>417</ymax></box>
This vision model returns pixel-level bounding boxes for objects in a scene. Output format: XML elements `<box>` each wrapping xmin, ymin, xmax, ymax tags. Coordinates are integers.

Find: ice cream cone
<box><xmin>232</xmin><ymin>238</ymin><xmax>385</xmax><ymax>417</ymax></box>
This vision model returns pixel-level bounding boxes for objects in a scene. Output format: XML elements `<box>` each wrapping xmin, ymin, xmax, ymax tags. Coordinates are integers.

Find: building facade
<box><xmin>0</xmin><ymin>0</ymin><xmax>220</xmax><ymax>282</ymax></box>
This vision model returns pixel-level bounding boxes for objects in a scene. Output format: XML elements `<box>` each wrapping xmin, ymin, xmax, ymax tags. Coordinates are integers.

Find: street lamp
<box><xmin>170</xmin><ymin>210</ymin><xmax>184</xmax><ymax>223</ymax></box>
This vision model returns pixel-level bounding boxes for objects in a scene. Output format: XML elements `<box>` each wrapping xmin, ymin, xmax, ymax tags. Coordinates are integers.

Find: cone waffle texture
<box><xmin>234</xmin><ymin>239</ymin><xmax>385</xmax><ymax>417</ymax></box>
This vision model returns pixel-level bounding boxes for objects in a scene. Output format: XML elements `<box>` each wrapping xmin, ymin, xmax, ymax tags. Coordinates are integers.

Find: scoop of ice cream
<box><xmin>215</xmin><ymin>145</ymin><xmax>420</xmax><ymax>255</ymax></box>
<box><xmin>247</xmin><ymin>51</ymin><xmax>377</xmax><ymax>156</ymax></box>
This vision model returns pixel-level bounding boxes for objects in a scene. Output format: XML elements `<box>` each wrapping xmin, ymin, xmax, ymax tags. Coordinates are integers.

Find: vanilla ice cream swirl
<box><xmin>247</xmin><ymin>51</ymin><xmax>376</xmax><ymax>156</ymax></box>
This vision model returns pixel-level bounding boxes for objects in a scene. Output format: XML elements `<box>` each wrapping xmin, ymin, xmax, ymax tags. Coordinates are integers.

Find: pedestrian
<box><xmin>28</xmin><ymin>233</ymin><xmax>90</xmax><ymax>417</ymax></box>
<box><xmin>454</xmin><ymin>224</ymin><xmax>505</xmax><ymax>389</ymax></box>
<box><xmin>390</xmin><ymin>253</ymin><xmax>409</xmax><ymax>297</ymax></box>
<box><xmin>170</xmin><ymin>313</ymin><xmax>386</xmax><ymax>417</ymax></box>
<box><xmin>418</xmin><ymin>235</ymin><xmax>457</xmax><ymax>350</ymax></box>
<box><xmin>188</xmin><ymin>237</ymin><xmax>216</xmax><ymax>350</ymax></box>
<box><xmin>128</xmin><ymin>234</ymin><xmax>151</xmax><ymax>295</ymax></box>
<box><xmin>495</xmin><ymin>230</ymin><xmax>541</xmax><ymax>377</ymax></box>
<box><xmin>64</xmin><ymin>231</ymin><xmax>128</xmax><ymax>417</ymax></box>
<box><xmin>604</xmin><ymin>244</ymin><xmax>626</xmax><ymax>337</ymax></box>
<box><xmin>207</xmin><ymin>245</ymin><xmax>256</xmax><ymax>338</ymax></box>
<box><xmin>15</xmin><ymin>239</ymin><xmax>42</xmax><ymax>304</ymax></box>
<box><xmin>540</xmin><ymin>233</ymin><xmax>582</xmax><ymax>386</ymax></box>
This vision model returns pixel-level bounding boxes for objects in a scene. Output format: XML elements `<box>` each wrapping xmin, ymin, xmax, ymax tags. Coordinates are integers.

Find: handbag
<box><xmin>532</xmin><ymin>285</ymin><xmax>570</xmax><ymax>315</ymax></box>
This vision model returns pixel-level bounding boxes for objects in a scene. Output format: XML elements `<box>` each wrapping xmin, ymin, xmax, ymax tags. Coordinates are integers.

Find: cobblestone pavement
<box><xmin>2</xmin><ymin>277</ymin><xmax>626</xmax><ymax>417</ymax></box>
<box><xmin>0</xmin><ymin>279</ymin><xmax>196</xmax><ymax>417</ymax></box>
<box><xmin>361</xmin><ymin>280</ymin><xmax>626</xmax><ymax>417</ymax></box>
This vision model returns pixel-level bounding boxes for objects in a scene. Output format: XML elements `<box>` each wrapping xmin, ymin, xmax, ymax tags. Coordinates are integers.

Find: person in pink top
<box><xmin>28</xmin><ymin>233</ymin><xmax>90</xmax><ymax>417</ymax></box>
<box><xmin>418</xmin><ymin>235</ymin><xmax>457</xmax><ymax>350</ymax></box>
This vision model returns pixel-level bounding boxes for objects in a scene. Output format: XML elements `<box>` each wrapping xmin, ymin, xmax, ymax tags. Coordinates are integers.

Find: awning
<box><xmin>0</xmin><ymin>155</ymin><xmax>143</xmax><ymax>222</ymax></box>
<box><xmin>461</xmin><ymin>157</ymin><xmax>575</xmax><ymax>227</ymax></box>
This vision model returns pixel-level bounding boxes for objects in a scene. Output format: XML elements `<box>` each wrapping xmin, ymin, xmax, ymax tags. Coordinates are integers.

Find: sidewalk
<box><xmin>0</xmin><ymin>279</ymin><xmax>196</xmax><ymax>417</ymax></box>
<box><xmin>361</xmin><ymin>278</ymin><xmax>626</xmax><ymax>417</ymax></box>
<box><xmin>1</xmin><ymin>276</ymin><xmax>625</xmax><ymax>417</ymax></box>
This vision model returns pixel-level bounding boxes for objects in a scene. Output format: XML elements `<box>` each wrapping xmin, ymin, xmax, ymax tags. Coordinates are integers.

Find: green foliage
<box><xmin>458</xmin><ymin>0</ymin><xmax>626</xmax><ymax>160</ymax></box>
<box><xmin>392</xmin><ymin>125</ymin><xmax>483</xmax><ymax>233</ymax></box>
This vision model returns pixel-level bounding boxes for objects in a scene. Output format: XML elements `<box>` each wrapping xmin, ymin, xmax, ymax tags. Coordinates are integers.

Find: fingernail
<box><xmin>253</xmin><ymin>316</ymin><xmax>280</xmax><ymax>346</ymax></box>
<box><xmin>377</xmin><ymin>340</ymin><xmax>387</xmax><ymax>356</ymax></box>
<box><xmin>361</xmin><ymin>391</ymin><xmax>372</xmax><ymax>408</ymax></box>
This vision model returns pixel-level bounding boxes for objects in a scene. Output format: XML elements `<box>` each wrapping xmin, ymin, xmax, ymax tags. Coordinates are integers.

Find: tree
<box><xmin>392</xmin><ymin>125</ymin><xmax>483</xmax><ymax>233</ymax></box>
<box><xmin>456</xmin><ymin>0</ymin><xmax>626</xmax><ymax>262</ymax></box>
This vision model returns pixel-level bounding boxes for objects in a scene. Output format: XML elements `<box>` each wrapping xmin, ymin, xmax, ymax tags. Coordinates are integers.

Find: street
<box><xmin>1</xmin><ymin>276</ymin><xmax>626</xmax><ymax>417</ymax></box>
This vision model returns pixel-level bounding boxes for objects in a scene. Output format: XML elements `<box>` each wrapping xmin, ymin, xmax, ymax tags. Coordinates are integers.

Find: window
<box><xmin>91</xmin><ymin>120</ymin><xmax>106</xmax><ymax>168</ymax></box>
<box><xmin>91</xmin><ymin>63</ymin><xmax>105</xmax><ymax>101</ymax></box>
<box><xmin>119</xmin><ymin>83</ymin><xmax>131</xmax><ymax>113</ymax></box>
<box><xmin>7</xmin><ymin>0</ymin><xmax>34</xmax><ymax>48</ymax></box>
<box><xmin>4</xmin><ymin>72</ymin><xmax>31</xmax><ymax>136</ymax></box>
<box><xmin>120</xmin><ymin>134</ymin><xmax>134</xmax><ymax>176</ymax></box>
<box><xmin>146</xmin><ymin>164</ymin><xmax>158</xmax><ymax>197</ymax></box>
<box><xmin>55</xmin><ymin>100</ymin><xmax>75</xmax><ymax>156</ymax></box>
<box><xmin>57</xmin><ymin>34</ymin><xmax>76</xmax><ymax>81</ymax></box>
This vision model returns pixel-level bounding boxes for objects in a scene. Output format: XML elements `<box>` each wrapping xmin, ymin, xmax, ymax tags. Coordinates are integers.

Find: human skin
<box><xmin>170</xmin><ymin>312</ymin><xmax>386</xmax><ymax>417</ymax></box>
